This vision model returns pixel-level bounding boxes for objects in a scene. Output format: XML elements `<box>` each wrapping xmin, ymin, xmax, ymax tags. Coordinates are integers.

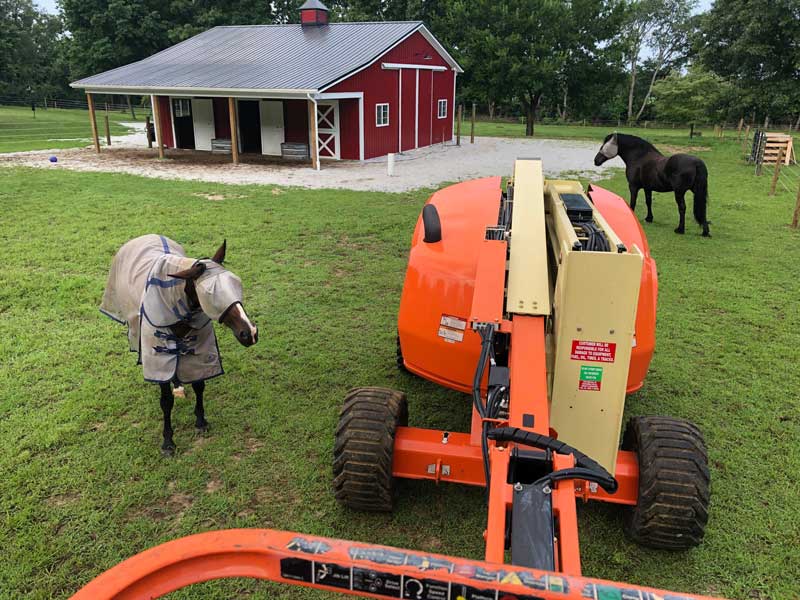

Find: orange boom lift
<box><xmin>74</xmin><ymin>160</ymin><xmax>716</xmax><ymax>600</ymax></box>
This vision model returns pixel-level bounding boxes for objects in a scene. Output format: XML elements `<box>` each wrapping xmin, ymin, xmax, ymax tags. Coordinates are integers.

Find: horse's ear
<box><xmin>168</xmin><ymin>262</ymin><xmax>206</xmax><ymax>280</ymax></box>
<box><xmin>211</xmin><ymin>240</ymin><xmax>226</xmax><ymax>264</ymax></box>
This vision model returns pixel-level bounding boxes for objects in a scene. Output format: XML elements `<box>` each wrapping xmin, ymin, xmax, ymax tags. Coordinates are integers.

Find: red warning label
<box><xmin>579</xmin><ymin>379</ymin><xmax>601</xmax><ymax>391</ymax></box>
<box><xmin>570</xmin><ymin>340</ymin><xmax>616</xmax><ymax>363</ymax></box>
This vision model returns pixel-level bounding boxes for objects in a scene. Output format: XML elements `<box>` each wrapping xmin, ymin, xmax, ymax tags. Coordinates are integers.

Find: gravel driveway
<box><xmin>1</xmin><ymin>124</ymin><xmax>612</xmax><ymax>192</ymax></box>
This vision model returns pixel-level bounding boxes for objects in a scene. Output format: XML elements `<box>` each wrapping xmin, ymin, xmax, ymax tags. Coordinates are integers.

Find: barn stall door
<box><xmin>316</xmin><ymin>101</ymin><xmax>340</xmax><ymax>159</ymax></box>
<box><xmin>259</xmin><ymin>100</ymin><xmax>284</xmax><ymax>156</ymax></box>
<box><xmin>192</xmin><ymin>99</ymin><xmax>214</xmax><ymax>151</ymax></box>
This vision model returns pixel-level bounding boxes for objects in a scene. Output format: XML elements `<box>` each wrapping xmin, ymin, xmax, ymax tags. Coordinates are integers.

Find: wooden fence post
<box><xmin>306</xmin><ymin>99</ymin><xmax>316</xmax><ymax>170</ymax></box>
<box><xmin>720</xmin><ymin>124</ymin><xmax>724</xmax><ymax>139</ymax></box>
<box><xmin>86</xmin><ymin>93</ymin><xmax>100</xmax><ymax>153</ymax></box>
<box><xmin>230</xmin><ymin>97</ymin><xmax>241</xmax><ymax>166</ymax></box>
<box><xmin>145</xmin><ymin>116</ymin><xmax>153</xmax><ymax>148</ymax></box>
<box><xmin>792</xmin><ymin>180</ymin><xmax>800</xmax><ymax>228</ymax></box>
<box><xmin>470</xmin><ymin>103</ymin><xmax>476</xmax><ymax>144</ymax></box>
<box><xmin>769</xmin><ymin>148</ymin><xmax>785</xmax><ymax>196</ymax></box>
<box><xmin>737</xmin><ymin>117</ymin><xmax>744</xmax><ymax>137</ymax></box>
<box><xmin>152</xmin><ymin>97</ymin><xmax>165</xmax><ymax>159</ymax></box>
<box><xmin>456</xmin><ymin>104</ymin><xmax>462</xmax><ymax>146</ymax></box>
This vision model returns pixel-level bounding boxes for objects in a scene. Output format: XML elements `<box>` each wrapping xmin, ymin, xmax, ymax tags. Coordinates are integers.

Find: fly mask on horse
<box><xmin>101</xmin><ymin>234</ymin><xmax>257</xmax><ymax>455</ymax></box>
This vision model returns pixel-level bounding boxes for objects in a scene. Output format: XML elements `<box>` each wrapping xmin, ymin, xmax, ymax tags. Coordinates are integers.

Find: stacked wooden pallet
<box><xmin>762</xmin><ymin>133</ymin><xmax>795</xmax><ymax>165</ymax></box>
<box><xmin>211</xmin><ymin>138</ymin><xmax>232</xmax><ymax>154</ymax></box>
<box><xmin>281</xmin><ymin>142</ymin><xmax>309</xmax><ymax>160</ymax></box>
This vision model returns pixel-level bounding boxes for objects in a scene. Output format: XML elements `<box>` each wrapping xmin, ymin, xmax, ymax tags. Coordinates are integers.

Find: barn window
<box><xmin>376</xmin><ymin>103</ymin><xmax>389</xmax><ymax>127</ymax></box>
<box><xmin>171</xmin><ymin>99</ymin><xmax>191</xmax><ymax>117</ymax></box>
<box><xmin>437</xmin><ymin>99</ymin><xmax>447</xmax><ymax>119</ymax></box>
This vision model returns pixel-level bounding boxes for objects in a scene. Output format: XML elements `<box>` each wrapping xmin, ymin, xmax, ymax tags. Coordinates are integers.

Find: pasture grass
<box><xmin>0</xmin><ymin>105</ymin><xmax>137</xmax><ymax>153</ymax></box>
<box><xmin>0</xmin><ymin>136</ymin><xmax>799</xmax><ymax>599</ymax></box>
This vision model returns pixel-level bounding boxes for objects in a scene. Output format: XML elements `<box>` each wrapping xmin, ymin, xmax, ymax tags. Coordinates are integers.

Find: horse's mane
<box><xmin>615</xmin><ymin>133</ymin><xmax>662</xmax><ymax>156</ymax></box>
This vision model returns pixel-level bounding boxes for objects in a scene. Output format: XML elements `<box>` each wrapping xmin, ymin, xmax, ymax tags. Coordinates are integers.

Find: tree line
<box><xmin>1</xmin><ymin>0</ymin><xmax>798</xmax><ymax>132</ymax></box>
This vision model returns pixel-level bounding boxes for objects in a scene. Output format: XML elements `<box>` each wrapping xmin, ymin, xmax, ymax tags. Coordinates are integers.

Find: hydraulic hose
<box><xmin>487</xmin><ymin>427</ymin><xmax>618</xmax><ymax>493</ymax></box>
<box><xmin>533</xmin><ymin>467</ymin><xmax>617</xmax><ymax>494</ymax></box>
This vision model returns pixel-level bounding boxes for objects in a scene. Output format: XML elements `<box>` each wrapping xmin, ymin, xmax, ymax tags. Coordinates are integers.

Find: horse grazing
<box><xmin>594</xmin><ymin>133</ymin><xmax>710</xmax><ymax>237</ymax></box>
<box><xmin>101</xmin><ymin>235</ymin><xmax>258</xmax><ymax>455</ymax></box>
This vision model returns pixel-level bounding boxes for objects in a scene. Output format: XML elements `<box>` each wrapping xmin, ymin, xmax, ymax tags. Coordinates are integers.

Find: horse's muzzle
<box><xmin>594</xmin><ymin>152</ymin><xmax>608</xmax><ymax>166</ymax></box>
<box><xmin>237</xmin><ymin>327</ymin><xmax>258</xmax><ymax>347</ymax></box>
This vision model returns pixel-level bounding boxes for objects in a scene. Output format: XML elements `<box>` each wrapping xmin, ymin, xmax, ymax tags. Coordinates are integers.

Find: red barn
<box><xmin>71</xmin><ymin>0</ymin><xmax>462</xmax><ymax>168</ymax></box>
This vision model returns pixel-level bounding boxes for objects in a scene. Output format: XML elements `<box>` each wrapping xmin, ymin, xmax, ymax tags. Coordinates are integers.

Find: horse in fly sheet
<box><xmin>594</xmin><ymin>133</ymin><xmax>711</xmax><ymax>237</ymax></box>
<box><xmin>101</xmin><ymin>235</ymin><xmax>258</xmax><ymax>455</ymax></box>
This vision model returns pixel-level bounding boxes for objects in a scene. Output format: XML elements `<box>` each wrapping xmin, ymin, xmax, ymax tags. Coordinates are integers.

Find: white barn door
<box><xmin>259</xmin><ymin>100</ymin><xmax>284</xmax><ymax>156</ymax></box>
<box><xmin>191</xmin><ymin>99</ymin><xmax>214</xmax><ymax>151</ymax></box>
<box><xmin>317</xmin><ymin>101</ymin><xmax>340</xmax><ymax>159</ymax></box>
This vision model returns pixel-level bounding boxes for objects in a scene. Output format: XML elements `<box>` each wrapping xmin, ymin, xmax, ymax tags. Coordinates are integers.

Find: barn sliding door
<box><xmin>316</xmin><ymin>101</ymin><xmax>340</xmax><ymax>160</ymax></box>
<box><xmin>259</xmin><ymin>100</ymin><xmax>284</xmax><ymax>156</ymax></box>
<box><xmin>192</xmin><ymin>99</ymin><xmax>214</xmax><ymax>151</ymax></box>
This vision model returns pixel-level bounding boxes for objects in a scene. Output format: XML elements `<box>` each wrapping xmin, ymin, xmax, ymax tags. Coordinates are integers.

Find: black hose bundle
<box><xmin>487</xmin><ymin>427</ymin><xmax>618</xmax><ymax>493</ymax></box>
<box><xmin>577</xmin><ymin>222</ymin><xmax>610</xmax><ymax>252</ymax></box>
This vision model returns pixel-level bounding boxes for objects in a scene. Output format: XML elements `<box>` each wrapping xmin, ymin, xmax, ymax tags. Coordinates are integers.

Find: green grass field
<box><xmin>0</xmin><ymin>105</ymin><xmax>137</xmax><ymax>152</ymax></box>
<box><xmin>1</xmin><ymin>135</ymin><xmax>799</xmax><ymax>599</ymax></box>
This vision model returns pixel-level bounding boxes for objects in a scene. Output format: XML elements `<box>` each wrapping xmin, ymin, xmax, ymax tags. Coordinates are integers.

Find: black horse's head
<box><xmin>594</xmin><ymin>133</ymin><xmax>619</xmax><ymax>166</ymax></box>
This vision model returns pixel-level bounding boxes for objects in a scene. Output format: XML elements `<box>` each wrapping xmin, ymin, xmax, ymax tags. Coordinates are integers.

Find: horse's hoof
<box><xmin>645</xmin><ymin>216</ymin><xmax>653</xmax><ymax>223</ymax></box>
<box><xmin>161</xmin><ymin>446</ymin><xmax>176</xmax><ymax>457</ymax></box>
<box><xmin>674</xmin><ymin>227</ymin><xmax>685</xmax><ymax>234</ymax></box>
<box><xmin>195</xmin><ymin>423</ymin><xmax>210</xmax><ymax>434</ymax></box>
<box><xmin>702</xmin><ymin>231</ymin><xmax>711</xmax><ymax>238</ymax></box>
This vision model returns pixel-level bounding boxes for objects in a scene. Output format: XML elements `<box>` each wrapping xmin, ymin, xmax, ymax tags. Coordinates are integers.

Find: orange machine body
<box><xmin>397</xmin><ymin>178</ymin><xmax>657</xmax><ymax>394</ymax></box>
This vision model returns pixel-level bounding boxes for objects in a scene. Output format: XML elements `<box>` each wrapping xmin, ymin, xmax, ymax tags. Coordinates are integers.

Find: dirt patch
<box><xmin>245</xmin><ymin>437</ymin><xmax>264</xmax><ymax>453</ymax></box>
<box><xmin>46</xmin><ymin>492</ymin><xmax>80</xmax><ymax>507</ymax></box>
<box><xmin>661</xmin><ymin>145</ymin><xmax>711</xmax><ymax>154</ymax></box>
<box><xmin>205</xmin><ymin>479</ymin><xmax>223</xmax><ymax>493</ymax></box>
<box><xmin>192</xmin><ymin>192</ymin><xmax>246</xmax><ymax>202</ymax></box>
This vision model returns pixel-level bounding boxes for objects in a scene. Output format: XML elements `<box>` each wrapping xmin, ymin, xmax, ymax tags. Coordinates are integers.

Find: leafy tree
<box><xmin>0</xmin><ymin>0</ymin><xmax>67</xmax><ymax>99</ymax></box>
<box><xmin>621</xmin><ymin>0</ymin><xmax>695</xmax><ymax>122</ymax></box>
<box><xmin>697</xmin><ymin>0</ymin><xmax>800</xmax><ymax>124</ymax></box>
<box><xmin>651</xmin><ymin>66</ymin><xmax>737</xmax><ymax>123</ymax></box>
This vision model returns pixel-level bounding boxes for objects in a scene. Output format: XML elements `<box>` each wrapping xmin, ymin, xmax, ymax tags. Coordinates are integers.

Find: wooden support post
<box><xmin>307</xmin><ymin>99</ymin><xmax>318</xmax><ymax>170</ymax></box>
<box><xmin>792</xmin><ymin>180</ymin><xmax>800</xmax><ymax>228</ymax></box>
<box><xmin>737</xmin><ymin>117</ymin><xmax>744</xmax><ymax>136</ymax></box>
<box><xmin>229</xmin><ymin>97</ymin><xmax>239</xmax><ymax>165</ymax></box>
<box><xmin>86</xmin><ymin>93</ymin><xmax>100</xmax><ymax>153</ymax></box>
<box><xmin>769</xmin><ymin>148</ymin><xmax>785</xmax><ymax>196</ymax></box>
<box><xmin>152</xmin><ymin>96</ymin><xmax>165</xmax><ymax>159</ymax></box>
<box><xmin>470</xmin><ymin>103</ymin><xmax>476</xmax><ymax>144</ymax></box>
<box><xmin>104</xmin><ymin>114</ymin><xmax>111</xmax><ymax>146</ymax></box>
<box><xmin>145</xmin><ymin>116</ymin><xmax>153</xmax><ymax>148</ymax></box>
<box><xmin>456</xmin><ymin>104</ymin><xmax>462</xmax><ymax>146</ymax></box>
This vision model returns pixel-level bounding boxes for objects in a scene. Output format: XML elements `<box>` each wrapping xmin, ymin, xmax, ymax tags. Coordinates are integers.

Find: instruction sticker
<box><xmin>440</xmin><ymin>314</ymin><xmax>467</xmax><ymax>331</ymax></box>
<box><xmin>579</xmin><ymin>365</ymin><xmax>603</xmax><ymax>391</ymax></box>
<box><xmin>570</xmin><ymin>340</ymin><xmax>616</xmax><ymax>363</ymax></box>
<box><xmin>438</xmin><ymin>315</ymin><xmax>467</xmax><ymax>343</ymax></box>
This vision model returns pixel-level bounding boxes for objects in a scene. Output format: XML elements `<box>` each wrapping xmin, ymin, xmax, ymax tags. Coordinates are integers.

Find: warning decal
<box><xmin>578</xmin><ymin>365</ymin><xmax>603</xmax><ymax>391</ymax></box>
<box><xmin>570</xmin><ymin>340</ymin><xmax>616</xmax><ymax>363</ymax></box>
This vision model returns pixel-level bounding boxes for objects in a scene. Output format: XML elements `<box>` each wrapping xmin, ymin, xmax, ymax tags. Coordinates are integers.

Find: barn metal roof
<box><xmin>71</xmin><ymin>22</ymin><xmax>461</xmax><ymax>95</ymax></box>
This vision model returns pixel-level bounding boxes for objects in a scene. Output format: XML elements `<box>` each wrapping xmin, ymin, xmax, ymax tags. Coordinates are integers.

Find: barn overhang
<box><xmin>75</xmin><ymin>85</ymin><xmax>317</xmax><ymax>100</ymax></box>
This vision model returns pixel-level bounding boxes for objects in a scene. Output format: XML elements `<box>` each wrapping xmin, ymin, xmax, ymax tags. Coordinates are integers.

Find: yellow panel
<box><xmin>507</xmin><ymin>160</ymin><xmax>551</xmax><ymax>316</ymax></box>
<box><xmin>549</xmin><ymin>248</ymin><xmax>643</xmax><ymax>474</ymax></box>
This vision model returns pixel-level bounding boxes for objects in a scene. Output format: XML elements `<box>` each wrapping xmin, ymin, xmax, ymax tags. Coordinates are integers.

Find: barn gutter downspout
<box><xmin>307</xmin><ymin>93</ymin><xmax>320</xmax><ymax>171</ymax></box>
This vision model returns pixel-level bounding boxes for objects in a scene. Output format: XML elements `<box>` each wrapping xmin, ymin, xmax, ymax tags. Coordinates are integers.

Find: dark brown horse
<box><xmin>101</xmin><ymin>236</ymin><xmax>257</xmax><ymax>455</ymax></box>
<box><xmin>594</xmin><ymin>133</ymin><xmax>710</xmax><ymax>237</ymax></box>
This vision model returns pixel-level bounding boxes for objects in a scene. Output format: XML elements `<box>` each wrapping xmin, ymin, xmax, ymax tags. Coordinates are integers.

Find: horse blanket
<box><xmin>100</xmin><ymin>234</ymin><xmax>243</xmax><ymax>384</ymax></box>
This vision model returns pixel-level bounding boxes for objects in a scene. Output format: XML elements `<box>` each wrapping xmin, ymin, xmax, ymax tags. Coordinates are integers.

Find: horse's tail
<box><xmin>693</xmin><ymin>160</ymin><xmax>709</xmax><ymax>225</ymax></box>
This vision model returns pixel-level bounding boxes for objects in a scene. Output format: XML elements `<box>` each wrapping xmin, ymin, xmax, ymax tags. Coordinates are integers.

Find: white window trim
<box><xmin>376</xmin><ymin>103</ymin><xmax>390</xmax><ymax>127</ymax></box>
<box><xmin>437</xmin><ymin>99</ymin><xmax>447</xmax><ymax>119</ymax></box>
